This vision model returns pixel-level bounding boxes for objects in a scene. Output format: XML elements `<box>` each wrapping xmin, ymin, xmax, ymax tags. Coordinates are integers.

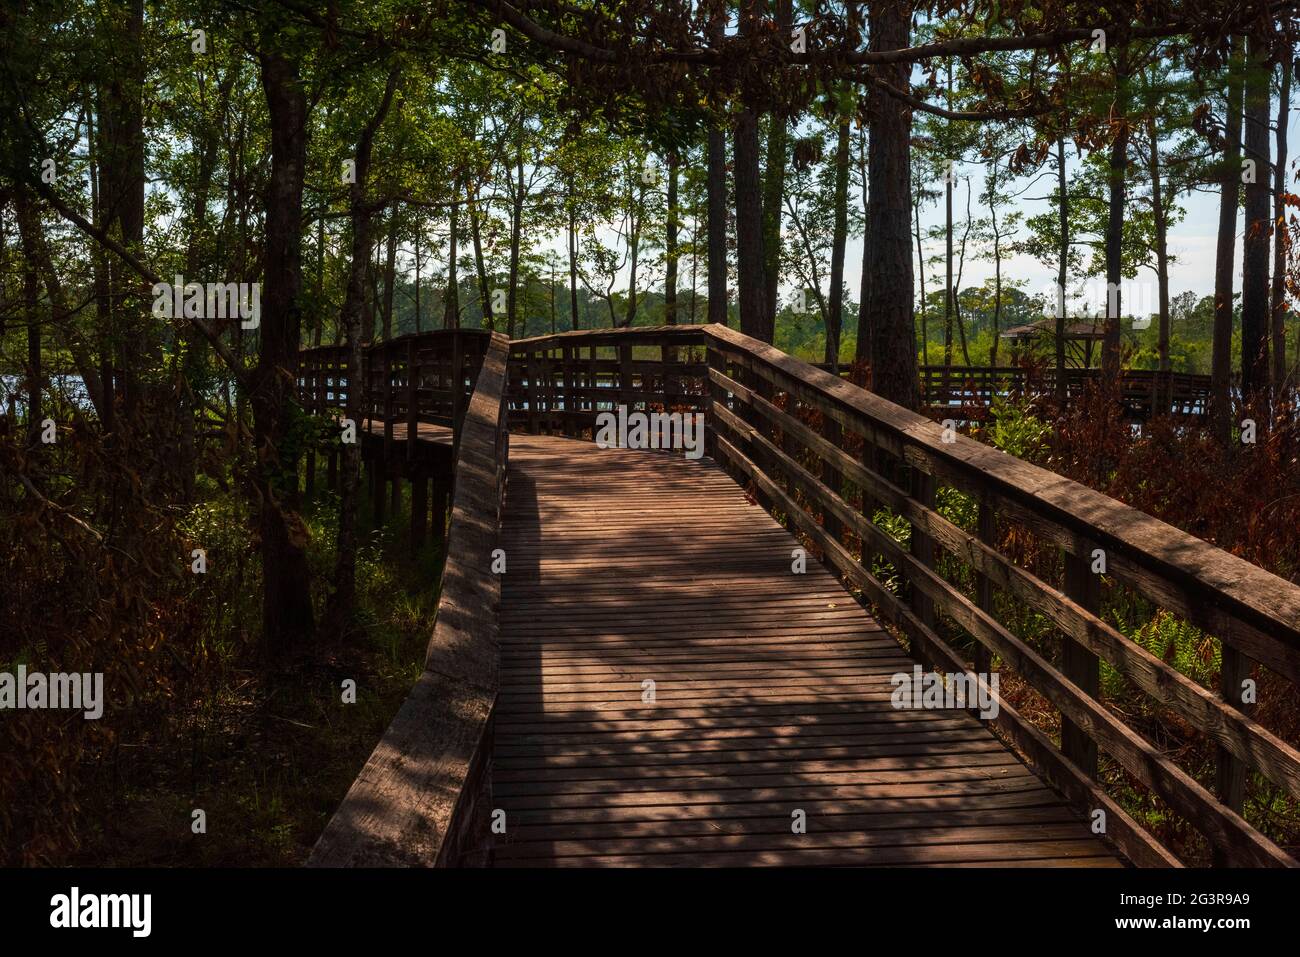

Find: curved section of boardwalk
<box><xmin>491</xmin><ymin>434</ymin><xmax>1118</xmax><ymax>867</ymax></box>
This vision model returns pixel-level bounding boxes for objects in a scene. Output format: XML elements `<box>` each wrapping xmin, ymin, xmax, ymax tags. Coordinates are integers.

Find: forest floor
<box><xmin>67</xmin><ymin>487</ymin><xmax>442</xmax><ymax>867</ymax></box>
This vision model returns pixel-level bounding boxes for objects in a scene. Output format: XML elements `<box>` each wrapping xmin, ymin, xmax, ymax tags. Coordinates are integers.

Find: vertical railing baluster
<box><xmin>908</xmin><ymin>466</ymin><xmax>937</xmax><ymax>662</ymax></box>
<box><xmin>821</xmin><ymin>413</ymin><xmax>843</xmax><ymax>544</ymax></box>
<box><xmin>619</xmin><ymin>342</ymin><xmax>633</xmax><ymax>416</ymax></box>
<box><xmin>1214</xmin><ymin>644</ymin><xmax>1255</xmax><ymax>864</ymax></box>
<box><xmin>527</xmin><ymin>348</ymin><xmax>540</xmax><ymax>434</ymax></box>
<box><xmin>1062</xmin><ymin>545</ymin><xmax>1101</xmax><ymax>778</ymax></box>
<box><xmin>406</xmin><ymin>338</ymin><xmax>418</xmax><ymax>461</ymax></box>
<box><xmin>705</xmin><ymin>342</ymin><xmax>730</xmax><ymax>471</ymax></box>
<box><xmin>562</xmin><ymin>345</ymin><xmax>576</xmax><ymax>437</ymax></box>
<box><xmin>974</xmin><ymin>500</ymin><xmax>995</xmax><ymax>676</ymax></box>
<box><xmin>587</xmin><ymin>345</ymin><xmax>599</xmax><ymax>435</ymax></box>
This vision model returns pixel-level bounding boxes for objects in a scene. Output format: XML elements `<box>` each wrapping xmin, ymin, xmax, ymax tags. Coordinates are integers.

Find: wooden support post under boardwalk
<box><xmin>410</xmin><ymin>473</ymin><xmax>428</xmax><ymax>552</ymax></box>
<box><xmin>372</xmin><ymin>459</ymin><xmax>386</xmax><ymax>528</ymax></box>
<box><xmin>1062</xmin><ymin>547</ymin><xmax>1101</xmax><ymax>778</ymax></box>
<box><xmin>327</xmin><ymin>449</ymin><xmax>338</xmax><ymax>492</ymax></box>
<box><xmin>304</xmin><ymin>448</ymin><xmax>316</xmax><ymax>497</ymax></box>
<box><xmin>431</xmin><ymin>476</ymin><xmax>450</xmax><ymax>540</ymax></box>
<box><xmin>405</xmin><ymin>338</ymin><xmax>418</xmax><ymax>463</ymax></box>
<box><xmin>390</xmin><ymin>465</ymin><xmax>402</xmax><ymax>518</ymax></box>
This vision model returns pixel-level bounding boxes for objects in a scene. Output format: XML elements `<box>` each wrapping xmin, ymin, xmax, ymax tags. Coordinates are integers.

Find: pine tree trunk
<box><xmin>1241</xmin><ymin>34</ymin><xmax>1273</xmax><ymax>401</ymax></box>
<box><xmin>24</xmin><ymin>261</ymin><xmax>42</xmax><ymax>446</ymax></box>
<box><xmin>1147</xmin><ymin>115</ymin><xmax>1171</xmax><ymax>378</ymax></box>
<box><xmin>1055</xmin><ymin>137</ymin><xmax>1069</xmax><ymax>401</ymax></box>
<box><xmin>1211</xmin><ymin>38</ymin><xmax>1245</xmax><ymax>441</ymax></box>
<box><xmin>734</xmin><ymin>107</ymin><xmax>768</xmax><ymax>340</ymax></box>
<box><xmin>445</xmin><ymin>180</ymin><xmax>460</xmax><ymax>330</ymax></box>
<box><xmin>383</xmin><ymin>212</ymin><xmax>397</xmax><ymax>339</ymax></box>
<box><xmin>1272</xmin><ymin>52</ymin><xmax>1292</xmax><ymax>386</ymax></box>
<box><xmin>864</xmin><ymin>0</ymin><xmax>918</xmax><ymax>408</ymax></box>
<box><xmin>665</xmin><ymin>153</ymin><xmax>679</xmax><ymax>325</ymax></box>
<box><xmin>507</xmin><ymin>148</ymin><xmax>524</xmax><ymax>338</ymax></box>
<box><xmin>469</xmin><ymin>185</ymin><xmax>491</xmax><ymax>330</ymax></box>
<box><xmin>327</xmin><ymin>62</ymin><xmax>399</xmax><ymax>633</ymax></box>
<box><xmin>413</xmin><ymin>214</ymin><xmax>421</xmax><ymax>333</ymax></box>
<box><xmin>1102</xmin><ymin>51</ymin><xmax>1130</xmax><ymax>381</ymax></box>
<box><xmin>856</xmin><ymin>127</ymin><xmax>872</xmax><ymax>367</ymax></box>
<box><xmin>827</xmin><ymin>115</ymin><xmax>850</xmax><ymax>372</ymax></box>
<box><xmin>707</xmin><ymin>126</ymin><xmax>728</xmax><ymax>326</ymax></box>
<box><xmin>567</xmin><ymin>173</ymin><xmax>579</xmax><ymax>330</ymax></box>
<box><xmin>255</xmin><ymin>48</ymin><xmax>316</xmax><ymax>655</ymax></box>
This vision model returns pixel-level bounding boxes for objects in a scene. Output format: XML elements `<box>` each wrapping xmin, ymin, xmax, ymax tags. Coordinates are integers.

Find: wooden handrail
<box><xmin>698</xmin><ymin>323</ymin><xmax>1298</xmax><ymax>867</ymax></box>
<box><xmin>501</xmin><ymin>323</ymin><xmax>1298</xmax><ymax>866</ymax></box>
<box><xmin>508</xmin><ymin>325</ymin><xmax>710</xmax><ymax>436</ymax></box>
<box><xmin>307</xmin><ymin>332</ymin><xmax>510</xmax><ymax>867</ymax></box>
<box><xmin>912</xmin><ymin>364</ymin><xmax>1214</xmax><ymax>419</ymax></box>
<box><xmin>296</xmin><ymin>329</ymin><xmax>494</xmax><ymax>429</ymax></box>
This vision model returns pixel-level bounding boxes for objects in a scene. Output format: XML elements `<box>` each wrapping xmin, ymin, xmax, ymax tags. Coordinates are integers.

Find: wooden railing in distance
<box><xmin>307</xmin><ymin>332</ymin><xmax>510</xmax><ymax>867</ymax></box>
<box><xmin>508</xmin><ymin>325</ymin><xmax>711</xmax><ymax>435</ymax></box>
<box><xmin>703</xmin><ymin>323</ymin><xmax>1300</xmax><ymax>867</ymax></box>
<box><xmin>910</xmin><ymin>364</ymin><xmax>1213</xmax><ymax>420</ymax></box>
<box><xmin>298</xmin><ymin>329</ymin><xmax>492</xmax><ymax>432</ymax></box>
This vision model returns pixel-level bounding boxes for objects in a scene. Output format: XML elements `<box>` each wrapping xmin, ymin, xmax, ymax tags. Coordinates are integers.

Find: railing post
<box><xmin>450</xmin><ymin>332</ymin><xmax>464</xmax><ymax>434</ymax></box>
<box><xmin>410</xmin><ymin>471</ymin><xmax>428</xmax><ymax>552</ymax></box>
<box><xmin>562</xmin><ymin>346</ymin><xmax>576</xmax><ymax>437</ymax></box>
<box><xmin>858</xmin><ymin>439</ymin><xmax>880</xmax><ymax>577</ymax></box>
<box><xmin>356</xmin><ymin>350</ymin><xmax>365</xmax><ymax>432</ymax></box>
<box><xmin>974</xmin><ymin>499</ymin><xmax>995</xmax><ymax>676</ymax></box>
<box><xmin>1062</xmin><ymin>547</ymin><xmax>1101</xmax><ymax>777</ymax></box>
<box><xmin>588</xmin><ymin>345</ymin><xmax>601</xmax><ymax>436</ymax></box>
<box><xmin>406</xmin><ymin>338</ymin><xmax>418</xmax><ymax>461</ymax></box>
<box><xmin>1214</xmin><ymin>644</ymin><xmax>1256</xmax><ymax>864</ymax></box>
<box><xmin>742</xmin><ymin>362</ymin><xmax>776</xmax><ymax>514</ymax></box>
<box><xmin>821</xmin><ymin>414</ymin><xmax>843</xmax><ymax>544</ymax></box>
<box><xmin>909</xmin><ymin>465</ymin><xmax>936</xmax><ymax>666</ymax></box>
<box><xmin>705</xmin><ymin>341</ymin><xmax>728</xmax><ymax>468</ymax></box>
<box><xmin>545</xmin><ymin>346</ymin><xmax>557</xmax><ymax>435</ymax></box>
<box><xmin>526</xmin><ymin>348</ymin><xmax>540</xmax><ymax>435</ymax></box>
<box><xmin>663</xmin><ymin>338</ymin><xmax>679</xmax><ymax>407</ymax></box>
<box><xmin>619</xmin><ymin>342</ymin><xmax>633</xmax><ymax>416</ymax></box>
<box><xmin>304</xmin><ymin>353</ymin><xmax>318</xmax><ymax>497</ymax></box>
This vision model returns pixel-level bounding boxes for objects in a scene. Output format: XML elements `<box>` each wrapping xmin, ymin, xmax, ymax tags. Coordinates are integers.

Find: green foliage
<box><xmin>985</xmin><ymin>393</ymin><xmax>1051</xmax><ymax>461</ymax></box>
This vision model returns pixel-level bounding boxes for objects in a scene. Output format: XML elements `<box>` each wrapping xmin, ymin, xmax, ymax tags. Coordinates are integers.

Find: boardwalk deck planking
<box><xmin>490</xmin><ymin>434</ymin><xmax>1119</xmax><ymax>867</ymax></box>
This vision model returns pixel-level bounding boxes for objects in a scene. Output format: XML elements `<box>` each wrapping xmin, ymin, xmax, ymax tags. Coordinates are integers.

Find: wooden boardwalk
<box><xmin>491</xmin><ymin>434</ymin><xmax>1119</xmax><ymax>867</ymax></box>
<box><xmin>307</xmin><ymin>327</ymin><xmax>1300</xmax><ymax>869</ymax></box>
